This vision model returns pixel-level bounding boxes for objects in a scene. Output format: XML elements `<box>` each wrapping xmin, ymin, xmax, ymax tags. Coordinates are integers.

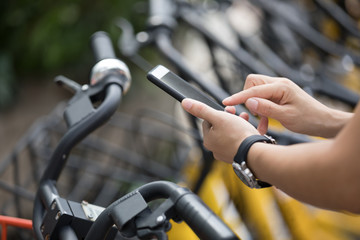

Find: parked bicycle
<box><xmin>28</xmin><ymin>31</ymin><xmax>238</xmax><ymax>240</ymax></box>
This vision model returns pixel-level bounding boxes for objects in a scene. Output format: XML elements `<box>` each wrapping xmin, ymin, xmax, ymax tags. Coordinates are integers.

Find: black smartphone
<box><xmin>147</xmin><ymin>65</ymin><xmax>224</xmax><ymax>111</ymax></box>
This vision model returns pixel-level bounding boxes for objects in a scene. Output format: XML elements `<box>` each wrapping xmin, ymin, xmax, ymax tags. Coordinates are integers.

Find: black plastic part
<box><xmin>175</xmin><ymin>193</ymin><xmax>239</xmax><ymax>240</ymax></box>
<box><xmin>138</xmin><ymin>182</ymin><xmax>239</xmax><ymax>240</ymax></box>
<box><xmin>68</xmin><ymin>201</ymin><xmax>94</xmax><ymax>239</ymax></box>
<box><xmin>135</xmin><ymin>198</ymin><xmax>175</xmax><ymax>229</ymax></box>
<box><xmin>41</xmin><ymin>198</ymin><xmax>74</xmax><ymax>240</ymax></box>
<box><xmin>41</xmin><ymin>197</ymin><xmax>117</xmax><ymax>240</ymax></box>
<box><xmin>91</xmin><ymin>31</ymin><xmax>116</xmax><ymax>62</ymax></box>
<box><xmin>85</xmin><ymin>181</ymin><xmax>239</xmax><ymax>240</ymax></box>
<box><xmin>84</xmin><ymin>191</ymin><xmax>146</xmax><ymax>240</ymax></box>
<box><xmin>64</xmin><ymin>94</ymin><xmax>95</xmax><ymax>127</ymax></box>
<box><xmin>110</xmin><ymin>191</ymin><xmax>148</xmax><ymax>231</ymax></box>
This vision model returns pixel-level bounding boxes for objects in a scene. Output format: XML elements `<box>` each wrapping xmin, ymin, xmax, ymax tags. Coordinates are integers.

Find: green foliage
<box><xmin>0</xmin><ymin>0</ymin><xmax>145</xmax><ymax>75</ymax></box>
<box><xmin>0</xmin><ymin>0</ymin><xmax>146</xmax><ymax>108</ymax></box>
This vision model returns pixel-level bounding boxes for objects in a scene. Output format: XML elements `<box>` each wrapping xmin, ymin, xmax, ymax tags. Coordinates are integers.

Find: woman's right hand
<box><xmin>223</xmin><ymin>74</ymin><xmax>352</xmax><ymax>138</ymax></box>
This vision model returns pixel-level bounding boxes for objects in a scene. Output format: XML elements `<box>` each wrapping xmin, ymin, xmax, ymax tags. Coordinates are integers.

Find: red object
<box><xmin>0</xmin><ymin>215</ymin><xmax>32</xmax><ymax>240</ymax></box>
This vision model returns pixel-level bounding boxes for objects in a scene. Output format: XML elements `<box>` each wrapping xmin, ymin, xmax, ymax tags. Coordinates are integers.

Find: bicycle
<box><xmin>27</xmin><ymin>31</ymin><xmax>238</xmax><ymax>240</ymax></box>
<box><xmin>115</xmin><ymin>0</ymin><xmax>360</xmax><ymax>239</ymax></box>
<box><xmin>2</xmin><ymin>1</ymin><xmax>360</xmax><ymax>239</ymax></box>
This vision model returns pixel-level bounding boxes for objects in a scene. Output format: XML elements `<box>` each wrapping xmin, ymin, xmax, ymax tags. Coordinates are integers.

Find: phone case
<box><xmin>147</xmin><ymin>65</ymin><xmax>224</xmax><ymax>111</ymax></box>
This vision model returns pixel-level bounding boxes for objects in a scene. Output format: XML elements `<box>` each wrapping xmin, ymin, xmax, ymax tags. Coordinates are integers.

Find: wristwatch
<box><xmin>232</xmin><ymin>134</ymin><xmax>276</xmax><ymax>189</ymax></box>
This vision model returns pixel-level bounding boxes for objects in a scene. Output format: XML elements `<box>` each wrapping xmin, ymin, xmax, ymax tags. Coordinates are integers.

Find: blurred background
<box><xmin>1</xmin><ymin>0</ymin><xmax>360</xmax><ymax>239</ymax></box>
<box><xmin>0</xmin><ymin>0</ymin><xmax>150</xmax><ymax>160</ymax></box>
<box><xmin>2</xmin><ymin>0</ymin><xmax>360</xmax><ymax>159</ymax></box>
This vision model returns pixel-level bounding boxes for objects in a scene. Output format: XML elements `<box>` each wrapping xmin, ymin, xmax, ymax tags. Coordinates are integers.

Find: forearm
<box><xmin>223</xmin><ymin>75</ymin><xmax>353</xmax><ymax>138</ymax></box>
<box><xmin>278</xmin><ymin>103</ymin><xmax>353</xmax><ymax>138</ymax></box>
<box><xmin>247</xmin><ymin>139</ymin><xmax>360</xmax><ymax>213</ymax></box>
<box><xmin>311</xmin><ymin>107</ymin><xmax>353</xmax><ymax>138</ymax></box>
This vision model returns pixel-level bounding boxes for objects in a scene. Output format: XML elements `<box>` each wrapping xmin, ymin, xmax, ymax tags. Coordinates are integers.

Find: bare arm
<box><xmin>182</xmin><ymin>98</ymin><xmax>360</xmax><ymax>213</ymax></box>
<box><xmin>223</xmin><ymin>74</ymin><xmax>353</xmax><ymax>138</ymax></box>
<box><xmin>249</xmin><ymin>104</ymin><xmax>360</xmax><ymax>212</ymax></box>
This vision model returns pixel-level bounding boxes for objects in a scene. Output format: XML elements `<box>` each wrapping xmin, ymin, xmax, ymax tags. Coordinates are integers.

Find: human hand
<box><xmin>223</xmin><ymin>74</ymin><xmax>343</xmax><ymax>137</ymax></box>
<box><xmin>181</xmin><ymin>98</ymin><xmax>260</xmax><ymax>163</ymax></box>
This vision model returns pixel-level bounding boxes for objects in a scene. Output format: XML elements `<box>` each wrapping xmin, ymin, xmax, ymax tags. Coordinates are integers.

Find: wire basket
<box><xmin>0</xmin><ymin>102</ymin><xmax>197</xmax><ymax>239</ymax></box>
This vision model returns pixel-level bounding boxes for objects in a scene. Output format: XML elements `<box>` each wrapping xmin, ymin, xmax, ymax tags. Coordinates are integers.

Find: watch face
<box><xmin>232</xmin><ymin>162</ymin><xmax>255</xmax><ymax>188</ymax></box>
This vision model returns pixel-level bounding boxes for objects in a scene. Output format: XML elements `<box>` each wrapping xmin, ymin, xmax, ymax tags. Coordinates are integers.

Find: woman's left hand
<box><xmin>182</xmin><ymin>98</ymin><xmax>260</xmax><ymax>163</ymax></box>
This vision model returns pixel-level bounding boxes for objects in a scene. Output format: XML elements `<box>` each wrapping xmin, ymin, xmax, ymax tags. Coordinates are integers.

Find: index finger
<box><xmin>181</xmin><ymin>98</ymin><xmax>221</xmax><ymax>123</ymax></box>
<box><xmin>222</xmin><ymin>83</ymin><xmax>280</xmax><ymax>106</ymax></box>
<box><xmin>244</xmin><ymin>74</ymin><xmax>278</xmax><ymax>90</ymax></box>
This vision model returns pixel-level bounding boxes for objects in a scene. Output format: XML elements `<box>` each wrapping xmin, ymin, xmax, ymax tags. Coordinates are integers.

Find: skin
<box><xmin>181</xmin><ymin>74</ymin><xmax>360</xmax><ymax>213</ymax></box>
<box><xmin>223</xmin><ymin>74</ymin><xmax>353</xmax><ymax>138</ymax></box>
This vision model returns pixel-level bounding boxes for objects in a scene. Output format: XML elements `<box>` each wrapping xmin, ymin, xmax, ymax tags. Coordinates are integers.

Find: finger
<box><xmin>245</xmin><ymin>97</ymin><xmax>283</xmax><ymax>119</ymax></box>
<box><xmin>239</xmin><ymin>112</ymin><xmax>249</xmax><ymax>121</ymax></box>
<box><xmin>257</xmin><ymin>116</ymin><xmax>269</xmax><ymax>135</ymax></box>
<box><xmin>182</xmin><ymin>98</ymin><xmax>221</xmax><ymax>123</ymax></box>
<box><xmin>223</xmin><ymin>83</ymin><xmax>281</xmax><ymax>106</ymax></box>
<box><xmin>244</xmin><ymin>74</ymin><xmax>279</xmax><ymax>90</ymax></box>
<box><xmin>225</xmin><ymin>106</ymin><xmax>236</xmax><ymax>114</ymax></box>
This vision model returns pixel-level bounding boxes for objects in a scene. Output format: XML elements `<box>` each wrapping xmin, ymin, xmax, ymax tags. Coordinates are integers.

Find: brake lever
<box><xmin>116</xmin><ymin>18</ymin><xmax>143</xmax><ymax>57</ymax></box>
<box><xmin>55</xmin><ymin>75</ymin><xmax>82</xmax><ymax>94</ymax></box>
<box><xmin>54</xmin><ymin>71</ymin><xmax>126</xmax><ymax>128</ymax></box>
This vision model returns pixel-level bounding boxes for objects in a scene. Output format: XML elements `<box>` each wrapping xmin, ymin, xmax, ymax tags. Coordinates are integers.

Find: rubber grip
<box><xmin>175</xmin><ymin>193</ymin><xmax>239</xmax><ymax>240</ymax></box>
<box><xmin>90</xmin><ymin>31</ymin><xmax>116</xmax><ymax>62</ymax></box>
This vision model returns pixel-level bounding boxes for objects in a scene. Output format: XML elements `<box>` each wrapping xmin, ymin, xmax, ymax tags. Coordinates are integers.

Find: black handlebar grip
<box><xmin>90</xmin><ymin>31</ymin><xmax>116</xmax><ymax>62</ymax></box>
<box><xmin>175</xmin><ymin>193</ymin><xmax>239</xmax><ymax>240</ymax></box>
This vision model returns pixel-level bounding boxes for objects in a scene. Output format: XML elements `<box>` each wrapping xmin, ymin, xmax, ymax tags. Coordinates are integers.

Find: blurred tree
<box><xmin>0</xmin><ymin>0</ymin><xmax>146</xmax><ymax>109</ymax></box>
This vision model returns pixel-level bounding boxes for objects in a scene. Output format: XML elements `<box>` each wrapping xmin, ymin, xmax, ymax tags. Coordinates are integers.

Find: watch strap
<box><xmin>234</xmin><ymin>135</ymin><xmax>275</xmax><ymax>188</ymax></box>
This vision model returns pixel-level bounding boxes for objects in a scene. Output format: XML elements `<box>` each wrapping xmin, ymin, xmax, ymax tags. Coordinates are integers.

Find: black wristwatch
<box><xmin>232</xmin><ymin>134</ymin><xmax>276</xmax><ymax>189</ymax></box>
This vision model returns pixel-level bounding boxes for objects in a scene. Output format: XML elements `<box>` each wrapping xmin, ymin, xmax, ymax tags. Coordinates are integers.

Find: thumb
<box><xmin>245</xmin><ymin>97</ymin><xmax>282</xmax><ymax>119</ymax></box>
<box><xmin>181</xmin><ymin>98</ymin><xmax>220</xmax><ymax>123</ymax></box>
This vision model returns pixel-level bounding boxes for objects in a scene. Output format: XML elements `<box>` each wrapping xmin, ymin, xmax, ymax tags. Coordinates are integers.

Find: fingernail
<box><xmin>182</xmin><ymin>99</ymin><xmax>193</xmax><ymax>110</ymax></box>
<box><xmin>246</xmin><ymin>98</ymin><xmax>258</xmax><ymax>111</ymax></box>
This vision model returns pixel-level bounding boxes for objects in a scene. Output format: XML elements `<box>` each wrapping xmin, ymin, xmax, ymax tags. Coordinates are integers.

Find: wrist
<box><xmin>246</xmin><ymin>141</ymin><xmax>270</xmax><ymax>183</ymax></box>
<box><xmin>232</xmin><ymin>135</ymin><xmax>275</xmax><ymax>188</ymax></box>
<box><xmin>319</xmin><ymin>108</ymin><xmax>353</xmax><ymax>138</ymax></box>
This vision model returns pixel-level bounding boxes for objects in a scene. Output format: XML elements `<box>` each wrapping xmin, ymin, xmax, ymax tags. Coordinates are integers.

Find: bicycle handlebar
<box><xmin>33</xmin><ymin>31</ymin><xmax>129</xmax><ymax>240</ymax></box>
<box><xmin>138</xmin><ymin>181</ymin><xmax>238</xmax><ymax>240</ymax></box>
<box><xmin>174</xmin><ymin>190</ymin><xmax>238</xmax><ymax>240</ymax></box>
<box><xmin>90</xmin><ymin>32</ymin><xmax>131</xmax><ymax>90</ymax></box>
<box><xmin>91</xmin><ymin>31</ymin><xmax>117</xmax><ymax>61</ymax></box>
<box><xmin>85</xmin><ymin>181</ymin><xmax>238</xmax><ymax>240</ymax></box>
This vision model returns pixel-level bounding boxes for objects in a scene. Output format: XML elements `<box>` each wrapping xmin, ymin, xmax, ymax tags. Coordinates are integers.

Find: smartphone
<box><xmin>147</xmin><ymin>65</ymin><xmax>224</xmax><ymax>111</ymax></box>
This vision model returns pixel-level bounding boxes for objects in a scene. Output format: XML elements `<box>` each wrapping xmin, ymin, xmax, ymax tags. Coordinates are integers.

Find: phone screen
<box><xmin>147</xmin><ymin>65</ymin><xmax>224</xmax><ymax>111</ymax></box>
